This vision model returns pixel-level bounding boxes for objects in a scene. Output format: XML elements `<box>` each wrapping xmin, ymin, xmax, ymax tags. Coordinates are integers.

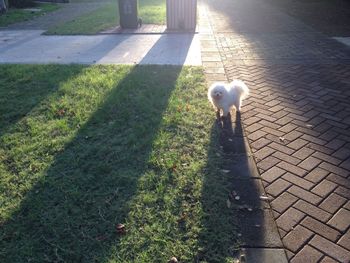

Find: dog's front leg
<box><xmin>216</xmin><ymin>108</ymin><xmax>221</xmax><ymax>120</ymax></box>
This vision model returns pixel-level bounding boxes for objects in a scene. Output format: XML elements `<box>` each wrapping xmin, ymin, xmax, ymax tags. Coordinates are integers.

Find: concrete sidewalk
<box><xmin>0</xmin><ymin>30</ymin><xmax>201</xmax><ymax>65</ymax></box>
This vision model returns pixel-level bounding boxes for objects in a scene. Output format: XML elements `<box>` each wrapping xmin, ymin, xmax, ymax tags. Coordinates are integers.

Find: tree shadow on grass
<box><xmin>0</xmin><ymin>65</ymin><xmax>84</xmax><ymax>137</ymax></box>
<box><xmin>198</xmin><ymin>112</ymin><xmax>278</xmax><ymax>262</ymax></box>
<box><xmin>0</xmin><ymin>65</ymin><xmax>182</xmax><ymax>262</ymax></box>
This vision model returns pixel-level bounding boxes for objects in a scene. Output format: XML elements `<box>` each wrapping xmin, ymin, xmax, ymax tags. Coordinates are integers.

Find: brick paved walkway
<box><xmin>200</xmin><ymin>0</ymin><xmax>350</xmax><ymax>262</ymax></box>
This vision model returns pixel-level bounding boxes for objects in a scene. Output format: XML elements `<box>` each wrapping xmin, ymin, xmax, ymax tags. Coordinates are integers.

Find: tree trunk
<box><xmin>0</xmin><ymin>0</ymin><xmax>7</xmax><ymax>14</ymax></box>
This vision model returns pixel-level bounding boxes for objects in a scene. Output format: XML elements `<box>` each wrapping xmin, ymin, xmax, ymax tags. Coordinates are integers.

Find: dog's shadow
<box><xmin>217</xmin><ymin>111</ymin><xmax>244</xmax><ymax>153</ymax></box>
<box><xmin>199</xmin><ymin>110</ymin><xmax>280</xmax><ymax>261</ymax></box>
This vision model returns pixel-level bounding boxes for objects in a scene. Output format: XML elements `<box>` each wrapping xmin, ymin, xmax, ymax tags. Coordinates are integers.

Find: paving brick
<box><xmin>279</xmin><ymin>123</ymin><xmax>297</xmax><ymax>133</ymax></box>
<box><xmin>248</xmin><ymin>130</ymin><xmax>267</xmax><ymax>141</ymax></box>
<box><xmin>325</xmin><ymin>139</ymin><xmax>346</xmax><ymax>150</ymax></box>
<box><xmin>301</xmin><ymin>216</ymin><xmax>341</xmax><ymax>242</ymax></box>
<box><xmin>320</xmin><ymin>162</ymin><xmax>349</xmax><ymax>178</ymax></box>
<box><xmin>291</xmin><ymin>245</ymin><xmax>323</xmax><ymax>263</ymax></box>
<box><xmin>314</xmin><ymin>122</ymin><xmax>332</xmax><ymax>133</ymax></box>
<box><xmin>337</xmin><ymin>229</ymin><xmax>350</xmax><ymax>250</ymax></box>
<box><xmin>340</xmin><ymin>158</ymin><xmax>350</xmax><ymax>170</ymax></box>
<box><xmin>256</xmin><ymin>113</ymin><xmax>277</xmax><ymax>122</ymax></box>
<box><xmin>271</xmin><ymin>110</ymin><xmax>289</xmax><ymax>119</ymax></box>
<box><xmin>283</xmin><ymin>225</ymin><xmax>313</xmax><ymax>252</ymax></box>
<box><xmin>273</xmin><ymin>151</ymin><xmax>300</xmax><ymax>166</ymax></box>
<box><xmin>282</xmin><ymin>173</ymin><xmax>314</xmax><ymax>190</ymax></box>
<box><xmin>271</xmin><ymin>192</ymin><xmax>298</xmax><ymax>213</ymax></box>
<box><xmin>245</xmin><ymin>123</ymin><xmax>264</xmax><ymax>133</ymax></box>
<box><xmin>287</xmin><ymin>138</ymin><xmax>309</xmax><ymax>150</ymax></box>
<box><xmin>335</xmin><ymin>186</ymin><xmax>350</xmax><ymax>199</ymax></box>
<box><xmin>277</xmin><ymin>162</ymin><xmax>307</xmax><ymax>177</ymax></box>
<box><xmin>327</xmin><ymin>173</ymin><xmax>350</xmax><ymax>189</ymax></box>
<box><xmin>284</xmin><ymin>130</ymin><xmax>303</xmax><ymax>141</ymax></box>
<box><xmin>294</xmin><ymin>200</ymin><xmax>331</xmax><ymax>222</ymax></box>
<box><xmin>298</xmin><ymin>156</ymin><xmax>322</xmax><ymax>171</ymax></box>
<box><xmin>311</xmin><ymin>180</ymin><xmax>338</xmax><ymax>197</ymax></box>
<box><xmin>276</xmin><ymin>207</ymin><xmax>305</xmax><ymax>232</ymax></box>
<box><xmin>312</xmin><ymin>151</ymin><xmax>342</xmax><ymax>166</ymax></box>
<box><xmin>332</xmin><ymin>147</ymin><xmax>350</xmax><ymax>160</ymax></box>
<box><xmin>292</xmin><ymin>147</ymin><xmax>315</xmax><ymax>160</ymax></box>
<box><xmin>310</xmin><ymin>235</ymin><xmax>350</xmax><ymax>263</ymax></box>
<box><xmin>257</xmin><ymin>156</ymin><xmax>281</xmax><ymax>171</ymax></box>
<box><xmin>300</xmin><ymin>135</ymin><xmax>327</xmax><ymax>147</ymax></box>
<box><xmin>261</xmin><ymin>166</ymin><xmax>286</xmax><ymax>183</ymax></box>
<box><xmin>266</xmin><ymin>99</ymin><xmax>281</xmax><ymax>107</ymax></box>
<box><xmin>297</xmin><ymin>126</ymin><xmax>321</xmax><ymax>137</ymax></box>
<box><xmin>319</xmin><ymin>193</ymin><xmax>347</xmax><ymax>214</ymax></box>
<box><xmin>319</xmin><ymin>256</ymin><xmax>338</xmax><ymax>263</ymax></box>
<box><xmin>279</xmin><ymin>228</ymin><xmax>287</xmax><ymax>238</ymax></box>
<box><xmin>307</xmin><ymin>143</ymin><xmax>334</xmax><ymax>155</ymax></box>
<box><xmin>288</xmin><ymin>186</ymin><xmax>323</xmax><ymax>204</ymax></box>
<box><xmin>251</xmin><ymin>137</ymin><xmax>271</xmax><ymax>150</ymax></box>
<box><xmin>319</xmin><ymin>130</ymin><xmax>339</xmax><ymax>141</ymax></box>
<box><xmin>265</xmin><ymin>134</ymin><xmax>284</xmax><ymax>144</ymax></box>
<box><xmin>327</xmin><ymin>208</ymin><xmax>350</xmax><ymax>232</ymax></box>
<box><xmin>254</xmin><ymin>146</ymin><xmax>275</xmax><ymax>161</ymax></box>
<box><xmin>244</xmin><ymin>116</ymin><xmax>261</xmax><ymax>126</ymax></box>
<box><xmin>345</xmin><ymin>201</ymin><xmax>350</xmax><ymax>210</ymax></box>
<box><xmin>275</xmin><ymin>116</ymin><xmax>294</xmax><ymax>126</ymax></box>
<box><xmin>269</xmin><ymin>142</ymin><xmax>295</xmax><ymax>155</ymax></box>
<box><xmin>285</xmin><ymin>249</ymin><xmax>295</xmax><ymax>260</ymax></box>
<box><xmin>262</xmin><ymin>126</ymin><xmax>284</xmax><ymax>137</ymax></box>
<box><xmin>259</xmin><ymin>119</ymin><xmax>282</xmax><ymax>130</ymax></box>
<box><xmin>266</xmin><ymin>178</ymin><xmax>291</xmax><ymax>197</ymax></box>
<box><xmin>304</xmin><ymin>168</ymin><xmax>329</xmax><ymax>183</ymax></box>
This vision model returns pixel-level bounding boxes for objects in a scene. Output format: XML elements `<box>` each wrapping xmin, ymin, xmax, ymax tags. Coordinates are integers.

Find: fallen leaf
<box><xmin>168</xmin><ymin>257</ymin><xmax>178</xmax><ymax>263</ymax></box>
<box><xmin>226</xmin><ymin>199</ymin><xmax>232</xmax><ymax>208</ymax></box>
<box><xmin>57</xmin><ymin>109</ymin><xmax>65</xmax><ymax>116</ymax></box>
<box><xmin>116</xmin><ymin>223</ymin><xmax>126</xmax><ymax>234</ymax></box>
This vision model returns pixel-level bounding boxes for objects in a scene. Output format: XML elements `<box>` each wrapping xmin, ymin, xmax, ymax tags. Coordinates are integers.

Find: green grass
<box><xmin>46</xmin><ymin>0</ymin><xmax>166</xmax><ymax>35</ymax></box>
<box><xmin>0</xmin><ymin>65</ymin><xmax>240</xmax><ymax>262</ymax></box>
<box><xmin>0</xmin><ymin>3</ymin><xmax>60</xmax><ymax>27</ymax></box>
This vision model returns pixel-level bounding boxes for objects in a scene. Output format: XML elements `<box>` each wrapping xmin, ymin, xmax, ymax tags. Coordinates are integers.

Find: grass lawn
<box><xmin>0</xmin><ymin>3</ymin><xmax>60</xmax><ymax>27</ymax></box>
<box><xmin>46</xmin><ymin>0</ymin><xmax>166</xmax><ymax>35</ymax></box>
<box><xmin>0</xmin><ymin>65</ymin><xmax>240</xmax><ymax>262</ymax></box>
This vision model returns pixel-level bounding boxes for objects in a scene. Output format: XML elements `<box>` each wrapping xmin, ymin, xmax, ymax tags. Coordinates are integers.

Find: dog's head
<box><xmin>210</xmin><ymin>84</ymin><xmax>226</xmax><ymax>100</ymax></box>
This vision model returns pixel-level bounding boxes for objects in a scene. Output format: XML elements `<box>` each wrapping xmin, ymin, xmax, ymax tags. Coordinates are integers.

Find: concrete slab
<box><xmin>0</xmin><ymin>30</ymin><xmax>201</xmax><ymax>65</ymax></box>
<box><xmin>242</xmin><ymin>248</ymin><xmax>288</xmax><ymax>263</ymax></box>
<box><xmin>237</xmin><ymin>209</ymin><xmax>283</xmax><ymax>248</ymax></box>
<box><xmin>333</xmin><ymin>37</ymin><xmax>350</xmax><ymax>48</ymax></box>
<box><xmin>224</xmin><ymin>155</ymin><xmax>260</xmax><ymax>179</ymax></box>
<box><xmin>230</xmin><ymin>179</ymin><xmax>270</xmax><ymax>209</ymax></box>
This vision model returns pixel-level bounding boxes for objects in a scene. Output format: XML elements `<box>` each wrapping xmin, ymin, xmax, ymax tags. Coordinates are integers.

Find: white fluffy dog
<box><xmin>208</xmin><ymin>80</ymin><xmax>249</xmax><ymax>117</ymax></box>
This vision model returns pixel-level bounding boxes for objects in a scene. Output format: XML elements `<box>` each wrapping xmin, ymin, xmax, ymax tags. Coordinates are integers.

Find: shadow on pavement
<box><xmin>198</xmin><ymin>112</ymin><xmax>281</xmax><ymax>262</ymax></box>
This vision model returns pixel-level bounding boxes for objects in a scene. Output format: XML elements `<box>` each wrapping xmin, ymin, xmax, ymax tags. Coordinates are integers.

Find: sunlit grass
<box><xmin>46</xmin><ymin>0</ymin><xmax>166</xmax><ymax>35</ymax></box>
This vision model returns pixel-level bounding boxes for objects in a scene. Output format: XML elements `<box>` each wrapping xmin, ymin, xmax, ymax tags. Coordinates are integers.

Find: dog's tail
<box><xmin>231</xmin><ymin>79</ymin><xmax>249</xmax><ymax>99</ymax></box>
